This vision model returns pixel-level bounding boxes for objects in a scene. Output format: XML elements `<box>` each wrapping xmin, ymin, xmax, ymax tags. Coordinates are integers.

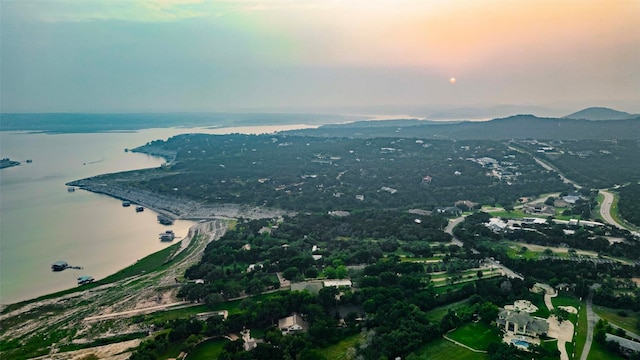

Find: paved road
<box><xmin>484</xmin><ymin>258</ymin><xmax>523</xmax><ymax>280</ymax></box>
<box><xmin>445</xmin><ymin>216</ymin><xmax>466</xmax><ymax>247</ymax></box>
<box><xmin>599</xmin><ymin>190</ymin><xmax>626</xmax><ymax>230</ymax></box>
<box><xmin>532</xmin><ymin>157</ymin><xmax>582</xmax><ymax>189</ymax></box>
<box><xmin>580</xmin><ymin>291</ymin><xmax>596</xmax><ymax>360</ymax></box>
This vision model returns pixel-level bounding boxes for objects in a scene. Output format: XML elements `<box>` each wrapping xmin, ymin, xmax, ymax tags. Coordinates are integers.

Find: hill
<box><xmin>563</xmin><ymin>107</ymin><xmax>636</xmax><ymax>120</ymax></box>
<box><xmin>289</xmin><ymin>114</ymin><xmax>640</xmax><ymax>140</ymax></box>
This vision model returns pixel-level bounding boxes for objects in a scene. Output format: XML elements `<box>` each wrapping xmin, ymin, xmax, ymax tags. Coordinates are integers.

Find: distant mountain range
<box><xmin>563</xmin><ymin>107</ymin><xmax>638</xmax><ymax>120</ymax></box>
<box><xmin>288</xmin><ymin>110</ymin><xmax>640</xmax><ymax>140</ymax></box>
<box><xmin>1</xmin><ymin>107</ymin><xmax>638</xmax><ymax>140</ymax></box>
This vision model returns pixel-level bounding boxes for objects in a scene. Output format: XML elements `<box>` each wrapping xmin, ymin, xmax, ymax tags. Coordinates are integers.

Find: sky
<box><xmin>1</xmin><ymin>0</ymin><xmax>639</xmax><ymax>114</ymax></box>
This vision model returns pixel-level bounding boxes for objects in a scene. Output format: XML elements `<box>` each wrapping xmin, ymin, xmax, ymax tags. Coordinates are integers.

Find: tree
<box><xmin>478</xmin><ymin>302</ymin><xmax>499</xmax><ymax>324</ymax></box>
<box><xmin>283</xmin><ymin>267</ymin><xmax>300</xmax><ymax>281</ymax></box>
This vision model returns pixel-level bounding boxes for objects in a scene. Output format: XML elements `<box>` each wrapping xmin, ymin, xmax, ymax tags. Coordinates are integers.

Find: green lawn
<box><xmin>411</xmin><ymin>338</ymin><xmax>488</xmax><ymax>360</ymax></box>
<box><xmin>424</xmin><ymin>299</ymin><xmax>470</xmax><ymax>322</ymax></box>
<box><xmin>539</xmin><ymin>339</ymin><xmax>558</xmax><ymax>353</ymax></box>
<box><xmin>505</xmin><ymin>244</ymin><xmax>540</xmax><ymax>260</ymax></box>
<box><xmin>100</xmin><ymin>241</ymin><xmax>183</xmax><ymax>284</ymax></box>
<box><xmin>529</xmin><ymin>293</ymin><xmax>551</xmax><ymax>318</ymax></box>
<box><xmin>317</xmin><ymin>333</ymin><xmax>361</xmax><ymax>360</ymax></box>
<box><xmin>587</xmin><ymin>340</ymin><xmax>625</xmax><ymax>360</ymax></box>
<box><xmin>446</xmin><ymin>322</ymin><xmax>502</xmax><ymax>351</ymax></box>
<box><xmin>186</xmin><ymin>338</ymin><xmax>228</xmax><ymax>360</ymax></box>
<box><xmin>552</xmin><ymin>292</ymin><xmax>582</xmax><ymax>324</ymax></box>
<box><xmin>593</xmin><ymin>305</ymin><xmax>640</xmax><ymax>335</ymax></box>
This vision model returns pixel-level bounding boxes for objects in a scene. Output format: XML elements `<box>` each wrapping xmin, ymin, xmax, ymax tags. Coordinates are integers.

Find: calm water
<box><xmin>0</xmin><ymin>124</ymin><xmax>314</xmax><ymax>304</ymax></box>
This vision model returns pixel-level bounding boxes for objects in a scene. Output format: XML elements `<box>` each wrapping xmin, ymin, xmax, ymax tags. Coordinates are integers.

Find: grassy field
<box><xmin>540</xmin><ymin>339</ymin><xmax>558</xmax><ymax>353</ymax></box>
<box><xmin>587</xmin><ymin>340</ymin><xmax>625</xmax><ymax>360</ymax></box>
<box><xmin>411</xmin><ymin>338</ymin><xmax>488</xmax><ymax>360</ymax></box>
<box><xmin>529</xmin><ymin>293</ymin><xmax>551</xmax><ymax>318</ymax></box>
<box><xmin>424</xmin><ymin>299</ymin><xmax>470</xmax><ymax>322</ymax></box>
<box><xmin>446</xmin><ymin>322</ymin><xmax>502</xmax><ymax>351</ymax></box>
<box><xmin>593</xmin><ymin>305</ymin><xmax>640</xmax><ymax>335</ymax></box>
<box><xmin>186</xmin><ymin>338</ymin><xmax>228</xmax><ymax>360</ymax></box>
<box><xmin>505</xmin><ymin>243</ymin><xmax>540</xmax><ymax>260</ymax></box>
<box><xmin>317</xmin><ymin>333</ymin><xmax>361</xmax><ymax>360</ymax></box>
<box><xmin>99</xmin><ymin>241</ymin><xmax>183</xmax><ymax>284</ymax></box>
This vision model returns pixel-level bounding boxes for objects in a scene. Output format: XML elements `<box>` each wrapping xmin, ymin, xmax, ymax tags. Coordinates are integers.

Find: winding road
<box><xmin>599</xmin><ymin>190</ymin><xmax>625</xmax><ymax>230</ymax></box>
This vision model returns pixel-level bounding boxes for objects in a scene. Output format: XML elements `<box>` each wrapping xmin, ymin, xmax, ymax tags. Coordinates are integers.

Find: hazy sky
<box><xmin>1</xmin><ymin>0</ymin><xmax>639</xmax><ymax>114</ymax></box>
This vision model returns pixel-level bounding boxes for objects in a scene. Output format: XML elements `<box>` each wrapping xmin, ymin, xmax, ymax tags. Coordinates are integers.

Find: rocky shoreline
<box><xmin>66</xmin><ymin>176</ymin><xmax>292</xmax><ymax>221</ymax></box>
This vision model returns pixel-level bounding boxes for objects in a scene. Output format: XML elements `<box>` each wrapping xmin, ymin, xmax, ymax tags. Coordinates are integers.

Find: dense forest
<box><xmin>515</xmin><ymin>139</ymin><xmax>640</xmax><ymax>189</ymax></box>
<box><xmin>128</xmin><ymin>134</ymin><xmax>570</xmax><ymax>212</ymax></box>
<box><xmin>618</xmin><ymin>183</ymin><xmax>640</xmax><ymax>227</ymax></box>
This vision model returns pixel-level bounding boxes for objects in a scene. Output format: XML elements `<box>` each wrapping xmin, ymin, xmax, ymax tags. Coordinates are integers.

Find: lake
<box><xmin>0</xmin><ymin>124</ymin><xmax>314</xmax><ymax>304</ymax></box>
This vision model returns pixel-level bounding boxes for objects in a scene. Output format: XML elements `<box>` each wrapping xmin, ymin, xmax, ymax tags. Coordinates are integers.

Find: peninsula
<box><xmin>0</xmin><ymin>158</ymin><xmax>20</xmax><ymax>169</ymax></box>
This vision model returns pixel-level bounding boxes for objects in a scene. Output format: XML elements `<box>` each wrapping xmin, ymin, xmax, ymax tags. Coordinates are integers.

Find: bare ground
<box><xmin>0</xmin><ymin>220</ymin><xmax>227</xmax><ymax>359</ymax></box>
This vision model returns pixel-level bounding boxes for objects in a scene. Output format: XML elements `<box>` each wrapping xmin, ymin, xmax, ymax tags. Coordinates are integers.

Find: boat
<box><xmin>122</xmin><ymin>201</ymin><xmax>131</xmax><ymax>207</ymax></box>
<box><xmin>67</xmin><ymin>187</ymin><xmax>76</xmax><ymax>192</ymax></box>
<box><xmin>159</xmin><ymin>230</ymin><xmax>176</xmax><ymax>241</ymax></box>
<box><xmin>158</xmin><ymin>215</ymin><xmax>174</xmax><ymax>225</ymax></box>
<box><xmin>136</xmin><ymin>206</ymin><xmax>144</xmax><ymax>212</ymax></box>
<box><xmin>77</xmin><ymin>275</ymin><xmax>94</xmax><ymax>285</ymax></box>
<box><xmin>51</xmin><ymin>261</ymin><xmax>69</xmax><ymax>271</ymax></box>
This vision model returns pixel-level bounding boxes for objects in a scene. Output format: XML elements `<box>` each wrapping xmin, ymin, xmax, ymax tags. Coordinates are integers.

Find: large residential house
<box><xmin>278</xmin><ymin>313</ymin><xmax>309</xmax><ymax>335</ymax></box>
<box><xmin>496</xmin><ymin>309</ymin><xmax>549</xmax><ymax>337</ymax></box>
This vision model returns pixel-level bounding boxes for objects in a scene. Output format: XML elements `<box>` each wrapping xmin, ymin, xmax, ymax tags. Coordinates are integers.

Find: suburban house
<box><xmin>496</xmin><ymin>309</ymin><xmax>549</xmax><ymax>337</ymax></box>
<box><xmin>278</xmin><ymin>313</ymin><xmax>309</xmax><ymax>334</ymax></box>
<box><xmin>523</xmin><ymin>203</ymin><xmax>555</xmax><ymax>216</ymax></box>
<box><xmin>434</xmin><ymin>206</ymin><xmax>462</xmax><ymax>216</ymax></box>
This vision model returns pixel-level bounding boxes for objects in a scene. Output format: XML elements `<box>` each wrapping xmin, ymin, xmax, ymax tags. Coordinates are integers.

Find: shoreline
<box><xmin>65</xmin><ymin>165</ymin><xmax>295</xmax><ymax>221</ymax></box>
<box><xmin>67</xmin><ymin>175</ymin><xmax>293</xmax><ymax>221</ymax></box>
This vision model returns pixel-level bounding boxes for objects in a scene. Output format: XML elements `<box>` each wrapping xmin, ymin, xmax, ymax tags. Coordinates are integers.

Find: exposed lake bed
<box><xmin>0</xmin><ymin>124</ymin><xmax>310</xmax><ymax>304</ymax></box>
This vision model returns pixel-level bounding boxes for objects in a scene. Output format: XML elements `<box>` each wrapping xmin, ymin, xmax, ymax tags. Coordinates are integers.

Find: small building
<box><xmin>496</xmin><ymin>309</ymin><xmax>549</xmax><ymax>337</ymax></box>
<box><xmin>323</xmin><ymin>279</ymin><xmax>352</xmax><ymax>288</ymax></box>
<box><xmin>279</xmin><ymin>313</ymin><xmax>309</xmax><ymax>334</ymax></box>
<box><xmin>523</xmin><ymin>203</ymin><xmax>555</xmax><ymax>216</ymax></box>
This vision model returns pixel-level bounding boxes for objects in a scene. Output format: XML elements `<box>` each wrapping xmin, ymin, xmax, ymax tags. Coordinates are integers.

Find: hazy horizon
<box><xmin>1</xmin><ymin>1</ymin><xmax>639</xmax><ymax>114</ymax></box>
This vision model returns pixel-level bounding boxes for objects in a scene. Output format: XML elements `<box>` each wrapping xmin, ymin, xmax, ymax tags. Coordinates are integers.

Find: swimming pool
<box><xmin>511</xmin><ymin>338</ymin><xmax>531</xmax><ymax>348</ymax></box>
